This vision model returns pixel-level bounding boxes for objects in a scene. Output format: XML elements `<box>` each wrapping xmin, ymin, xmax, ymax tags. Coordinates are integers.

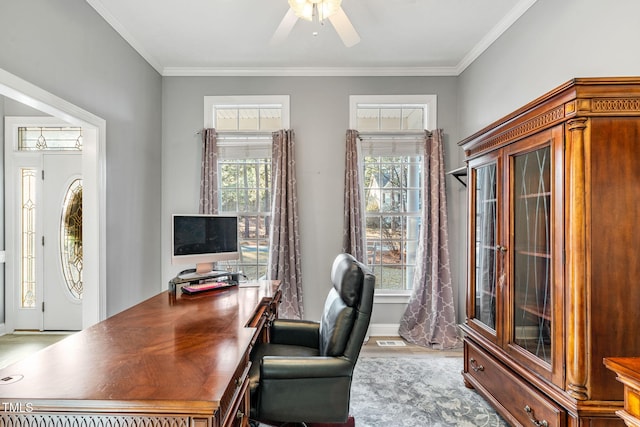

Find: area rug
<box><xmin>349</xmin><ymin>356</ymin><xmax>509</xmax><ymax>427</ymax></box>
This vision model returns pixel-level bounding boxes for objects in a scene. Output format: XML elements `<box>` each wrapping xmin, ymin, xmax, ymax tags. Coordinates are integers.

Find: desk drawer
<box><xmin>465</xmin><ymin>340</ymin><xmax>565</xmax><ymax>427</ymax></box>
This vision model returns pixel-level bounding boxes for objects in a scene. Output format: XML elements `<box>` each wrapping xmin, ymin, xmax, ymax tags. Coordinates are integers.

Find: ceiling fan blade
<box><xmin>271</xmin><ymin>8</ymin><xmax>298</xmax><ymax>45</ymax></box>
<box><xmin>328</xmin><ymin>7</ymin><xmax>361</xmax><ymax>47</ymax></box>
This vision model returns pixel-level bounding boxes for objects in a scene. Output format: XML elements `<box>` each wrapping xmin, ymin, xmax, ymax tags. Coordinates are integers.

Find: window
<box><xmin>21</xmin><ymin>167</ymin><xmax>37</xmax><ymax>308</ymax></box>
<box><xmin>18</xmin><ymin>126</ymin><xmax>83</xmax><ymax>151</ymax></box>
<box><xmin>204</xmin><ymin>96</ymin><xmax>290</xmax><ymax>279</ymax></box>
<box><xmin>350</xmin><ymin>95</ymin><xmax>436</xmax><ymax>294</ymax></box>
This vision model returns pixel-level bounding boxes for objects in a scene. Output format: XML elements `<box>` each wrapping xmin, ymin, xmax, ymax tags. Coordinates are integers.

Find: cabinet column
<box><xmin>566</xmin><ymin>117</ymin><xmax>589</xmax><ymax>401</ymax></box>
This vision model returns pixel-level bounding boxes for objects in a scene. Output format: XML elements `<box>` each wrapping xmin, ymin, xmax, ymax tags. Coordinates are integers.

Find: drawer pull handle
<box><xmin>524</xmin><ymin>405</ymin><xmax>549</xmax><ymax>427</ymax></box>
<box><xmin>469</xmin><ymin>358</ymin><xmax>484</xmax><ymax>372</ymax></box>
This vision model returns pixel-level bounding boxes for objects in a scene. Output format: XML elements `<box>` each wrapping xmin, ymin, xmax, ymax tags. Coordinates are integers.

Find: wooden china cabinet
<box><xmin>459</xmin><ymin>78</ymin><xmax>640</xmax><ymax>427</ymax></box>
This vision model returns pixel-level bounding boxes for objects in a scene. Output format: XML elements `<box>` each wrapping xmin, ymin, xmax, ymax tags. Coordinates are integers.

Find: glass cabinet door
<box><xmin>512</xmin><ymin>145</ymin><xmax>552</xmax><ymax>363</ymax></box>
<box><xmin>471</xmin><ymin>162</ymin><xmax>498</xmax><ymax>332</ymax></box>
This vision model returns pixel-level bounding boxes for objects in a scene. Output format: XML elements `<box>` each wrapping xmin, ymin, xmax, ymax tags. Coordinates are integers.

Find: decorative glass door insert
<box><xmin>60</xmin><ymin>179</ymin><xmax>83</xmax><ymax>300</ymax></box>
<box><xmin>473</xmin><ymin>163</ymin><xmax>498</xmax><ymax>330</ymax></box>
<box><xmin>21</xmin><ymin>168</ymin><xmax>37</xmax><ymax>308</ymax></box>
<box><xmin>512</xmin><ymin>146</ymin><xmax>551</xmax><ymax>362</ymax></box>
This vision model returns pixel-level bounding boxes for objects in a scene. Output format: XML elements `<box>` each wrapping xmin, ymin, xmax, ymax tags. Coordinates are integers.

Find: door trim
<box><xmin>1</xmin><ymin>68</ymin><xmax>106</xmax><ymax>330</ymax></box>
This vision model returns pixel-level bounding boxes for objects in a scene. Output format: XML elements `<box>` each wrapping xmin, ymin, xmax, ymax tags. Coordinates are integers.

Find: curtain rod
<box><xmin>194</xmin><ymin>130</ymin><xmax>273</xmax><ymax>139</ymax></box>
<box><xmin>358</xmin><ymin>131</ymin><xmax>428</xmax><ymax>142</ymax></box>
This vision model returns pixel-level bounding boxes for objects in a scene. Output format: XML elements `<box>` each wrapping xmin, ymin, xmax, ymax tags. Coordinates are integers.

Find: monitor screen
<box><xmin>171</xmin><ymin>214</ymin><xmax>239</xmax><ymax>274</ymax></box>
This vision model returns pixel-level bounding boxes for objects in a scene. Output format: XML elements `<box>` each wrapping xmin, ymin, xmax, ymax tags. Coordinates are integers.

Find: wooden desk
<box><xmin>0</xmin><ymin>280</ymin><xmax>281</xmax><ymax>427</ymax></box>
<box><xmin>604</xmin><ymin>357</ymin><xmax>640</xmax><ymax>427</ymax></box>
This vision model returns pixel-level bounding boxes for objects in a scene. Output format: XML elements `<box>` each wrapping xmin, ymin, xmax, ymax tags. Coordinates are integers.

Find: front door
<box><xmin>42</xmin><ymin>154</ymin><xmax>83</xmax><ymax>330</ymax></box>
<box><xmin>4</xmin><ymin>121</ymin><xmax>83</xmax><ymax>331</ymax></box>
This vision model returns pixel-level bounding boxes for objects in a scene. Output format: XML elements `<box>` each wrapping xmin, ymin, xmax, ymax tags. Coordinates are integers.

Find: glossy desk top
<box><xmin>0</xmin><ymin>281</ymin><xmax>279</xmax><ymax>414</ymax></box>
<box><xmin>605</xmin><ymin>357</ymin><xmax>640</xmax><ymax>386</ymax></box>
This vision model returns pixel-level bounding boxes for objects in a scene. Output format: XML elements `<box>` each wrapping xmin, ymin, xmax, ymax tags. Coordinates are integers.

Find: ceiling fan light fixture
<box><xmin>288</xmin><ymin>0</ymin><xmax>342</xmax><ymax>22</ymax></box>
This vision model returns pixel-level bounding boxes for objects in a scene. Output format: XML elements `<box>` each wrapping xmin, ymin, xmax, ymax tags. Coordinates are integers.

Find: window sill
<box><xmin>373</xmin><ymin>291</ymin><xmax>411</xmax><ymax>304</ymax></box>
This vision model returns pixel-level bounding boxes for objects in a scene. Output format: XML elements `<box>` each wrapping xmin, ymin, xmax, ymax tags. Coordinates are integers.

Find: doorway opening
<box><xmin>0</xmin><ymin>68</ymin><xmax>105</xmax><ymax>332</ymax></box>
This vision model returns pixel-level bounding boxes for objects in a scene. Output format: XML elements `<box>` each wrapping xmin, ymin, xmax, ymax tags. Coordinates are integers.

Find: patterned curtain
<box><xmin>199</xmin><ymin>128</ymin><xmax>219</xmax><ymax>214</ymax></box>
<box><xmin>399</xmin><ymin>129</ymin><xmax>460</xmax><ymax>349</ymax></box>
<box><xmin>342</xmin><ymin>129</ymin><xmax>366</xmax><ymax>262</ymax></box>
<box><xmin>268</xmin><ymin>129</ymin><xmax>304</xmax><ymax>319</ymax></box>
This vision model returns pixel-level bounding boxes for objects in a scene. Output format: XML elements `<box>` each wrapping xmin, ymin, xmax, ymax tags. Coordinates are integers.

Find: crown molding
<box><xmin>86</xmin><ymin>0</ymin><xmax>164</xmax><ymax>74</ymax></box>
<box><xmin>456</xmin><ymin>0</ymin><xmax>538</xmax><ymax>74</ymax></box>
<box><xmin>161</xmin><ymin>66</ymin><xmax>460</xmax><ymax>77</ymax></box>
<box><xmin>87</xmin><ymin>0</ymin><xmax>538</xmax><ymax>78</ymax></box>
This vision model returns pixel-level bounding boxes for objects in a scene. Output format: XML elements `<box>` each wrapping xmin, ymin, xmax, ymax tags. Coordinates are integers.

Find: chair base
<box><xmin>250</xmin><ymin>416</ymin><xmax>355</xmax><ymax>427</ymax></box>
<box><xmin>306</xmin><ymin>416</ymin><xmax>355</xmax><ymax>427</ymax></box>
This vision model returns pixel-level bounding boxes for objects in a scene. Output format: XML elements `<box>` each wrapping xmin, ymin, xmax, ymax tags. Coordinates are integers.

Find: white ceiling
<box><xmin>87</xmin><ymin>0</ymin><xmax>537</xmax><ymax>77</ymax></box>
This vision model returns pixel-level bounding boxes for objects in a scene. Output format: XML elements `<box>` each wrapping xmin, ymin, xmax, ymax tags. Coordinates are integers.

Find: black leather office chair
<box><xmin>249</xmin><ymin>253</ymin><xmax>375</xmax><ymax>426</ymax></box>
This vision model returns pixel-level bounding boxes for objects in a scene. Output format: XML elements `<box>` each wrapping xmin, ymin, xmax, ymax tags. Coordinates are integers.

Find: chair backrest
<box><xmin>319</xmin><ymin>253</ymin><xmax>375</xmax><ymax>363</ymax></box>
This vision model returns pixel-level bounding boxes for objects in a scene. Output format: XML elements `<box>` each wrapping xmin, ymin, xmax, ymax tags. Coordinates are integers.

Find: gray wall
<box><xmin>0</xmin><ymin>97</ymin><xmax>3</xmax><ymax>323</ymax></box>
<box><xmin>458</xmin><ymin>0</ymin><xmax>640</xmax><ymax>138</ymax></box>
<box><xmin>3</xmin><ymin>0</ymin><xmax>638</xmax><ymax>330</ymax></box>
<box><xmin>0</xmin><ymin>0</ymin><xmax>163</xmax><ymax>319</ymax></box>
<box><xmin>162</xmin><ymin>76</ymin><xmax>467</xmax><ymax>323</ymax></box>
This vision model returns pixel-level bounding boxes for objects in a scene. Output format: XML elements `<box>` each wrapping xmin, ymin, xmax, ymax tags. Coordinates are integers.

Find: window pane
<box><xmin>21</xmin><ymin>168</ymin><xmax>37</xmax><ymax>308</ymax></box>
<box><xmin>220</xmin><ymin>189</ymin><xmax>238</xmax><ymax>211</ymax></box>
<box><xmin>402</xmin><ymin>108</ymin><xmax>423</xmax><ymax>130</ymax></box>
<box><xmin>220</xmin><ymin>163</ymin><xmax>239</xmax><ymax>188</ymax></box>
<box><xmin>260</xmin><ymin>108</ymin><xmax>282</xmax><ymax>131</ymax></box>
<box><xmin>238</xmin><ymin>108</ymin><xmax>259</xmax><ymax>130</ymax></box>
<box><xmin>216</xmin><ymin>108</ymin><xmax>238</xmax><ymax>131</ymax></box>
<box><xmin>380</xmin><ymin>108</ymin><xmax>402</xmax><ymax>130</ymax></box>
<box><xmin>357</xmin><ymin>108</ymin><xmax>380</xmax><ymax>131</ymax></box>
<box><xmin>18</xmin><ymin>127</ymin><xmax>83</xmax><ymax>151</ymax></box>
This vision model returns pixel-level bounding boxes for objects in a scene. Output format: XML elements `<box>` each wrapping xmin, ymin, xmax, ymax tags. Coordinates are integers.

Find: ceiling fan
<box><xmin>272</xmin><ymin>0</ymin><xmax>361</xmax><ymax>47</ymax></box>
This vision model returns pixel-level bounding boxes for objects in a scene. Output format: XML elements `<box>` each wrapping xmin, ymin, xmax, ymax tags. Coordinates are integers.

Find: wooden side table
<box><xmin>604</xmin><ymin>357</ymin><xmax>640</xmax><ymax>427</ymax></box>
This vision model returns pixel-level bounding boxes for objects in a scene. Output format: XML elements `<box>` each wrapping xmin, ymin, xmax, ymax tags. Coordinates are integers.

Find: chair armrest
<box><xmin>261</xmin><ymin>356</ymin><xmax>352</xmax><ymax>379</ymax></box>
<box><xmin>270</xmin><ymin>319</ymin><xmax>319</xmax><ymax>348</ymax></box>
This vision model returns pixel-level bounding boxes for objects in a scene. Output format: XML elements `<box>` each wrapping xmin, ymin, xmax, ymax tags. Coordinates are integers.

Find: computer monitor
<box><xmin>171</xmin><ymin>214</ymin><xmax>239</xmax><ymax>275</ymax></box>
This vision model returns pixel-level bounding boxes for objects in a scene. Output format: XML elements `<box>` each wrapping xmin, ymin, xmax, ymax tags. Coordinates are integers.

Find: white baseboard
<box><xmin>367</xmin><ymin>323</ymin><xmax>400</xmax><ymax>337</ymax></box>
<box><xmin>0</xmin><ymin>323</ymin><xmax>6</xmax><ymax>336</ymax></box>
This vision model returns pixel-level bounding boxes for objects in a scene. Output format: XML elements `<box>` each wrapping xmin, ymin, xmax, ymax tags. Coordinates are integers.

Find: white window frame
<box><xmin>204</xmin><ymin>95</ymin><xmax>290</xmax><ymax>129</ymax></box>
<box><xmin>349</xmin><ymin>95</ymin><xmax>436</xmax><ymax>132</ymax></box>
<box><xmin>349</xmin><ymin>95</ymin><xmax>437</xmax><ymax>304</ymax></box>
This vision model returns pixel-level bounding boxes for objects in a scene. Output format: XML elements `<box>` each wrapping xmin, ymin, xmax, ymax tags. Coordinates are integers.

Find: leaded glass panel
<box><xmin>21</xmin><ymin>168</ymin><xmax>37</xmax><ymax>308</ymax></box>
<box><xmin>18</xmin><ymin>127</ymin><xmax>83</xmax><ymax>151</ymax></box>
<box><xmin>473</xmin><ymin>163</ymin><xmax>497</xmax><ymax>330</ymax></box>
<box><xmin>60</xmin><ymin>179</ymin><xmax>83</xmax><ymax>300</ymax></box>
<box><xmin>513</xmin><ymin>146</ymin><xmax>551</xmax><ymax>362</ymax></box>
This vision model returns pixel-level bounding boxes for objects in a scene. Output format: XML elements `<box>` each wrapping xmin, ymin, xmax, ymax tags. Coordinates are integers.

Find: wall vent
<box><xmin>376</xmin><ymin>340</ymin><xmax>406</xmax><ymax>347</ymax></box>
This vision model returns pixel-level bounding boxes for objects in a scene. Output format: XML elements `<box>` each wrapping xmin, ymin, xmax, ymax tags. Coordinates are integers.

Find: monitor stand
<box><xmin>196</xmin><ymin>262</ymin><xmax>215</xmax><ymax>275</ymax></box>
<box><xmin>171</xmin><ymin>268</ymin><xmax>232</xmax><ymax>289</ymax></box>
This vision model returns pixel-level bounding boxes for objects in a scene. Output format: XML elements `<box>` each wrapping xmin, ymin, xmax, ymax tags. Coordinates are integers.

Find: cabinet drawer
<box><xmin>466</xmin><ymin>341</ymin><xmax>565</xmax><ymax>427</ymax></box>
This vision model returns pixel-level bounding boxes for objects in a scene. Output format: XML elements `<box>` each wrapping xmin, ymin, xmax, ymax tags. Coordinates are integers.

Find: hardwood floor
<box><xmin>0</xmin><ymin>333</ymin><xmax>72</xmax><ymax>369</ymax></box>
<box><xmin>360</xmin><ymin>336</ymin><xmax>462</xmax><ymax>358</ymax></box>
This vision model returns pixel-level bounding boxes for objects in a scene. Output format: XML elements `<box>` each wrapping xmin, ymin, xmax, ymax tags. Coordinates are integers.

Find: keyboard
<box><xmin>181</xmin><ymin>281</ymin><xmax>236</xmax><ymax>295</ymax></box>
